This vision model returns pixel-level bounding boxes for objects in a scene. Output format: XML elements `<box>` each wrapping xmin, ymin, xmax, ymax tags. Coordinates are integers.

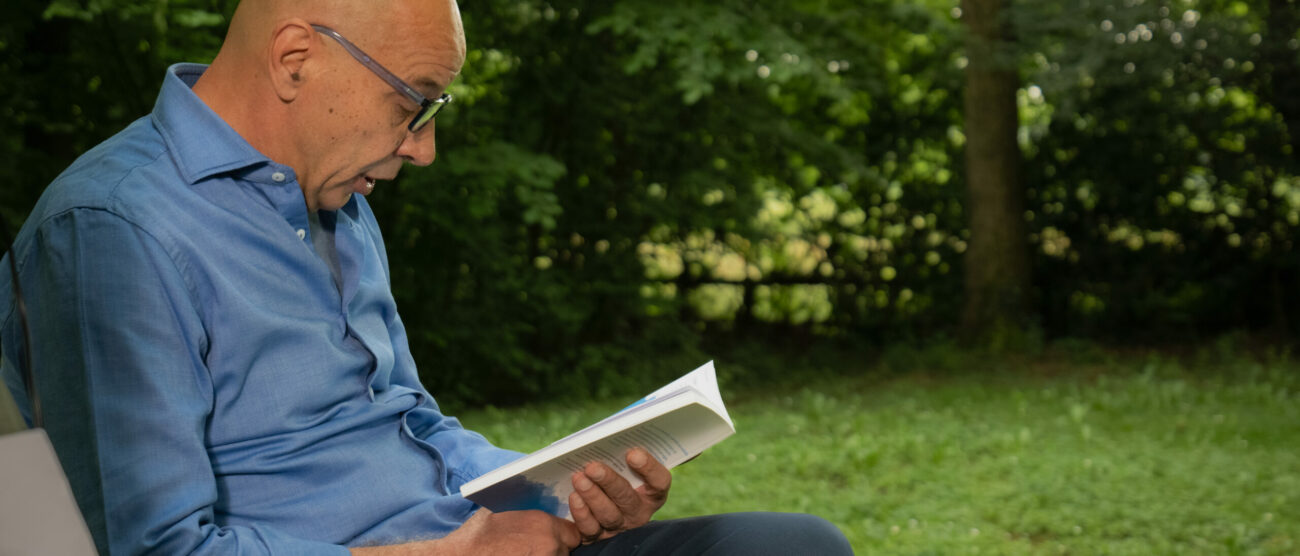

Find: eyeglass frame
<box><xmin>310</xmin><ymin>24</ymin><xmax>452</xmax><ymax>133</ymax></box>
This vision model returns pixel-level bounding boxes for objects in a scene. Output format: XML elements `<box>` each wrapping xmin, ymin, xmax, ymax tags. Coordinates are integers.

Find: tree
<box><xmin>959</xmin><ymin>0</ymin><xmax>1032</xmax><ymax>337</ymax></box>
<box><xmin>5</xmin><ymin>0</ymin><xmax>1300</xmax><ymax>405</ymax></box>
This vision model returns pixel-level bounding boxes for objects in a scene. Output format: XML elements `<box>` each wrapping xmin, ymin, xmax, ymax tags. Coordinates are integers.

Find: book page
<box><xmin>464</xmin><ymin>401</ymin><xmax>734</xmax><ymax>519</ymax></box>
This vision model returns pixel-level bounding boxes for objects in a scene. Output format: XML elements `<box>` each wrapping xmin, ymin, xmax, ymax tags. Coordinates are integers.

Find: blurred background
<box><xmin>4</xmin><ymin>0</ymin><xmax>1298</xmax><ymax>406</ymax></box>
<box><xmin>3</xmin><ymin>1</ymin><xmax>1299</xmax><ymax>552</ymax></box>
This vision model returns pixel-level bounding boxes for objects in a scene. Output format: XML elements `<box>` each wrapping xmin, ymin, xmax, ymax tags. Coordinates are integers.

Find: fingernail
<box><xmin>571</xmin><ymin>495</ymin><xmax>585</xmax><ymax>509</ymax></box>
<box><xmin>589</xmin><ymin>466</ymin><xmax>605</xmax><ymax>481</ymax></box>
<box><xmin>628</xmin><ymin>449</ymin><xmax>647</xmax><ymax>467</ymax></box>
<box><xmin>575</xmin><ymin>475</ymin><xmax>593</xmax><ymax>490</ymax></box>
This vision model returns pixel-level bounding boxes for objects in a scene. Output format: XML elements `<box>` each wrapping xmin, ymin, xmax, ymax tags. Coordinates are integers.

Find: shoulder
<box><xmin>14</xmin><ymin>114</ymin><xmax>213</xmax><ymax>296</ymax></box>
<box><xmin>30</xmin><ymin>116</ymin><xmax>175</xmax><ymax>226</ymax></box>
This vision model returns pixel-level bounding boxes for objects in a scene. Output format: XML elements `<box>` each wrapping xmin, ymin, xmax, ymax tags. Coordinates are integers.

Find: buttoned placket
<box><xmin>249</xmin><ymin>165</ymin><xmax>388</xmax><ymax>414</ymax></box>
<box><xmin>330</xmin><ymin>209</ymin><xmax>380</xmax><ymax>402</ymax></box>
<box><xmin>267</xmin><ymin>171</ymin><xmax>311</xmax><ymax>241</ymax></box>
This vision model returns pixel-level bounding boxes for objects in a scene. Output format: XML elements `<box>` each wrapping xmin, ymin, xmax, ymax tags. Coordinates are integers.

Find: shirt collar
<box><xmin>151</xmin><ymin>63</ymin><xmax>272</xmax><ymax>185</ymax></box>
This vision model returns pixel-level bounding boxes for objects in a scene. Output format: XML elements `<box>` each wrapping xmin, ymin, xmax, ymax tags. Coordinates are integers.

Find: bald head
<box><xmin>193</xmin><ymin>0</ymin><xmax>466</xmax><ymax>211</ymax></box>
<box><xmin>222</xmin><ymin>0</ymin><xmax>465</xmax><ymax>69</ymax></box>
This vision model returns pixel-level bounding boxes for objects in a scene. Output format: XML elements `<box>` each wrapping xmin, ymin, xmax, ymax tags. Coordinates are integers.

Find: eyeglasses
<box><xmin>311</xmin><ymin>24</ymin><xmax>452</xmax><ymax>133</ymax></box>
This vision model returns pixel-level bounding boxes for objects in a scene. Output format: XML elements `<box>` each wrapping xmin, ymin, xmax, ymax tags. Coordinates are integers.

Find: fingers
<box><xmin>568</xmin><ymin>490</ymin><xmax>604</xmax><ymax>543</ymax></box>
<box><xmin>568</xmin><ymin>449</ymin><xmax>673</xmax><ymax>543</ymax></box>
<box><xmin>572</xmin><ymin>462</ymin><xmax>637</xmax><ymax>531</ymax></box>
<box><xmin>627</xmin><ymin>448</ymin><xmax>671</xmax><ymax>502</ymax></box>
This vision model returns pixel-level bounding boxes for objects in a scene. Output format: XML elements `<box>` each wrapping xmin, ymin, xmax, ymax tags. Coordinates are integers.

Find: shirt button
<box><xmin>296</xmin><ymin>229</ymin><xmax>306</xmax><ymax>240</ymax></box>
<box><xmin>271</xmin><ymin>172</ymin><xmax>286</xmax><ymax>182</ymax></box>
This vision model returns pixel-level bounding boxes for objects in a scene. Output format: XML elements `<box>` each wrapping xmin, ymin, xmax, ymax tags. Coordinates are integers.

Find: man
<box><xmin>0</xmin><ymin>0</ymin><xmax>853</xmax><ymax>554</ymax></box>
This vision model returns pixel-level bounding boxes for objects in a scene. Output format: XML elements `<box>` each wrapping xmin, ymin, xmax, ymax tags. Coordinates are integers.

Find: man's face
<box><xmin>296</xmin><ymin>1</ymin><xmax>466</xmax><ymax>212</ymax></box>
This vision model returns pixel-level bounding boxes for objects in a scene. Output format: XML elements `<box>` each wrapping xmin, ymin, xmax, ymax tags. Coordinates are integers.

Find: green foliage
<box><xmin>3</xmin><ymin>1</ymin><xmax>1300</xmax><ymax>405</ymax></box>
<box><xmin>1014</xmin><ymin>0</ymin><xmax>1300</xmax><ymax>339</ymax></box>
<box><xmin>463</xmin><ymin>346</ymin><xmax>1300</xmax><ymax>554</ymax></box>
<box><xmin>0</xmin><ymin>0</ymin><xmax>233</xmax><ymax>227</ymax></box>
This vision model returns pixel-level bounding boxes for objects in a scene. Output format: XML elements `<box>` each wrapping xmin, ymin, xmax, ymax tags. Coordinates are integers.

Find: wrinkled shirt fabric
<box><xmin>0</xmin><ymin>63</ymin><xmax>521</xmax><ymax>555</ymax></box>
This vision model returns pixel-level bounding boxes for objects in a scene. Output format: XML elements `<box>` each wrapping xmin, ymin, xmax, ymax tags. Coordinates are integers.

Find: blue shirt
<box><xmin>0</xmin><ymin>63</ymin><xmax>522</xmax><ymax>555</ymax></box>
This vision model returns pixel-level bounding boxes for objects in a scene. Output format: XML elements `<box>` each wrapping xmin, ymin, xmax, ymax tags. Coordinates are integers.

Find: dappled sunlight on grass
<box><xmin>461</xmin><ymin>350</ymin><xmax>1299</xmax><ymax>554</ymax></box>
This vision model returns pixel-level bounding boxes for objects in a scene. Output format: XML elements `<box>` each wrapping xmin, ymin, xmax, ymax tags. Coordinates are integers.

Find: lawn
<box><xmin>459</xmin><ymin>345</ymin><xmax>1300</xmax><ymax>554</ymax></box>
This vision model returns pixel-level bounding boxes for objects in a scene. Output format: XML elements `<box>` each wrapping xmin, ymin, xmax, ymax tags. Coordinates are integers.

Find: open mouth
<box><xmin>353</xmin><ymin>175</ymin><xmax>377</xmax><ymax>195</ymax></box>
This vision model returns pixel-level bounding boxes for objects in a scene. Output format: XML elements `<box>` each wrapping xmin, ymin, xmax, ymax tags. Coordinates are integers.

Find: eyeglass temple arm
<box><xmin>309</xmin><ymin>24</ymin><xmax>429</xmax><ymax>106</ymax></box>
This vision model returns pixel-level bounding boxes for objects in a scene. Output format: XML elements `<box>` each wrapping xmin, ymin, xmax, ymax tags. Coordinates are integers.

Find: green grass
<box><xmin>459</xmin><ymin>347</ymin><xmax>1300</xmax><ymax>554</ymax></box>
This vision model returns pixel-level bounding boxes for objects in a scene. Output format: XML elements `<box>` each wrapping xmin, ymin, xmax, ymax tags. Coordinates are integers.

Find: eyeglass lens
<box><xmin>410</xmin><ymin>95</ymin><xmax>450</xmax><ymax>132</ymax></box>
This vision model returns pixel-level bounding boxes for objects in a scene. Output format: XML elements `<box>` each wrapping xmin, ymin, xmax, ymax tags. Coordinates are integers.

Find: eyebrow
<box><xmin>412</xmin><ymin>76</ymin><xmax>446</xmax><ymax>99</ymax></box>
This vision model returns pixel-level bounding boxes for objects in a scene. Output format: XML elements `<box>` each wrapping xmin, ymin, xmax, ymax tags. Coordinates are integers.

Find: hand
<box><xmin>436</xmin><ymin>508</ymin><xmax>579</xmax><ymax>555</ymax></box>
<box><xmin>568</xmin><ymin>448</ymin><xmax>672</xmax><ymax>544</ymax></box>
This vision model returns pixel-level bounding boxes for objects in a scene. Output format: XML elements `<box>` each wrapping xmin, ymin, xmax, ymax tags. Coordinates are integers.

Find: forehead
<box><xmin>345</xmin><ymin>1</ymin><xmax>465</xmax><ymax>94</ymax></box>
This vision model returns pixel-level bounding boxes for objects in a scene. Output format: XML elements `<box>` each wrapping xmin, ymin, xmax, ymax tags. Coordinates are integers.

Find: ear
<box><xmin>267</xmin><ymin>19</ymin><xmax>314</xmax><ymax>103</ymax></box>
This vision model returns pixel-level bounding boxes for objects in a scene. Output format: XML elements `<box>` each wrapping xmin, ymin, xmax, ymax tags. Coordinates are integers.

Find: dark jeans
<box><xmin>572</xmin><ymin>512</ymin><xmax>853</xmax><ymax>555</ymax></box>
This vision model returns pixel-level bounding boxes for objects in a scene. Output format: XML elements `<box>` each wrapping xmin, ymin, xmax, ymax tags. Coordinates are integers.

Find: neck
<box><xmin>192</xmin><ymin>55</ymin><xmax>306</xmax><ymax>181</ymax></box>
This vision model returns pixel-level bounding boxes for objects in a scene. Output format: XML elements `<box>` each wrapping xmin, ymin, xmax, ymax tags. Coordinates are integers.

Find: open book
<box><xmin>460</xmin><ymin>361</ymin><xmax>735</xmax><ymax>518</ymax></box>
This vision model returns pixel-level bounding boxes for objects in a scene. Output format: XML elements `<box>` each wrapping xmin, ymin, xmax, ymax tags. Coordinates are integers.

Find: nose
<box><xmin>396</xmin><ymin>122</ymin><xmax>436</xmax><ymax>166</ymax></box>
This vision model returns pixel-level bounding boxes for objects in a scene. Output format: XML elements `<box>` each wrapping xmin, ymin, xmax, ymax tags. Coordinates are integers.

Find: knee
<box><xmin>708</xmin><ymin>512</ymin><xmax>853</xmax><ymax>555</ymax></box>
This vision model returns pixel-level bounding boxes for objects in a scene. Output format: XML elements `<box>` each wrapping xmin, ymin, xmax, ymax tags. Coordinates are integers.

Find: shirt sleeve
<box><xmin>17</xmin><ymin>208</ymin><xmax>350</xmax><ymax>556</ymax></box>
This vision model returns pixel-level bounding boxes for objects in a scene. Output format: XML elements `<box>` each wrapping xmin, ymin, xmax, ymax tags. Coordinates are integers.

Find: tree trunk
<box><xmin>959</xmin><ymin>0</ymin><xmax>1032</xmax><ymax>336</ymax></box>
<box><xmin>1265</xmin><ymin>0</ymin><xmax>1300</xmax><ymax>155</ymax></box>
<box><xmin>1263</xmin><ymin>0</ymin><xmax>1300</xmax><ymax>335</ymax></box>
